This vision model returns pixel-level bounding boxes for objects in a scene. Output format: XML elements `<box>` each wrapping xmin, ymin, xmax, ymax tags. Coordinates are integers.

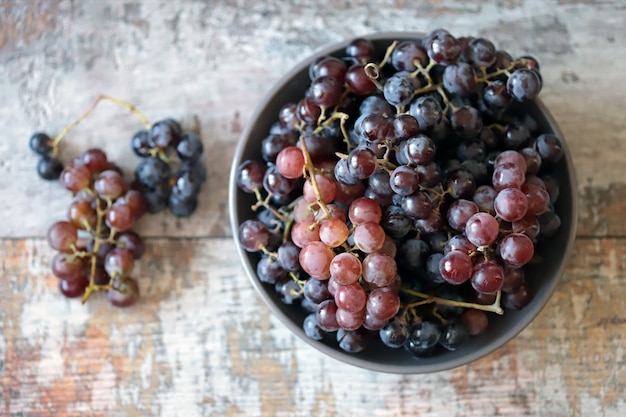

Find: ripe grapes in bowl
<box><xmin>229</xmin><ymin>30</ymin><xmax>577</xmax><ymax>373</ymax></box>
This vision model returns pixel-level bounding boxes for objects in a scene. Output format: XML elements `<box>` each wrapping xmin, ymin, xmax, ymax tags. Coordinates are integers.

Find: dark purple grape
<box><xmin>507</xmin><ymin>68</ymin><xmax>542</xmax><ymax>102</ymax></box>
<box><xmin>309</xmin><ymin>75</ymin><xmax>342</xmax><ymax>107</ymax></box>
<box><xmin>534</xmin><ymin>133</ymin><xmax>564</xmax><ymax>165</ymax></box>
<box><xmin>296</xmin><ymin>97</ymin><xmax>322</xmax><ymax>125</ymax></box>
<box><xmin>346</xmin><ymin>38</ymin><xmax>375</xmax><ymax>63</ymax></box>
<box><xmin>423</xmin><ymin>28</ymin><xmax>461</xmax><ymax>65</ymax></box>
<box><xmin>389</xmin><ymin>165</ymin><xmax>420</xmax><ymax>196</ymax></box>
<box><xmin>37</xmin><ymin>155</ymin><xmax>64</xmax><ymax>180</ymax></box>
<box><xmin>29</xmin><ymin>132</ymin><xmax>53</xmax><ymax>155</ymax></box>
<box><xmin>150</xmin><ymin>119</ymin><xmax>181</xmax><ymax>149</ymax></box>
<box><xmin>447</xmin><ymin>169</ymin><xmax>476</xmax><ymax>199</ymax></box>
<box><xmin>379</xmin><ymin>318</ymin><xmax>410</xmax><ymax>348</ymax></box>
<box><xmin>409</xmin><ymin>95</ymin><xmax>442</xmax><ymax>132</ymax></box>
<box><xmin>345</xmin><ymin>64</ymin><xmax>376</xmax><ymax>96</ymax></box>
<box><xmin>168</xmin><ymin>194</ymin><xmax>198</xmax><ymax>217</ymax></box>
<box><xmin>238</xmin><ymin>219</ymin><xmax>270</xmax><ymax>252</ymax></box>
<box><xmin>347</xmin><ymin>147</ymin><xmax>377</xmax><ymax>180</ymax></box>
<box><xmin>131</xmin><ymin>130</ymin><xmax>153</xmax><ymax>157</ymax></box>
<box><xmin>303</xmin><ymin>313</ymin><xmax>326</xmax><ymax>340</ymax></box>
<box><xmin>359</xmin><ymin>95</ymin><xmax>394</xmax><ymax>117</ymax></box>
<box><xmin>383</xmin><ymin>71</ymin><xmax>418</xmax><ymax>107</ymax></box>
<box><xmin>483</xmin><ymin>80</ymin><xmax>511</xmax><ymax>112</ymax></box>
<box><xmin>438</xmin><ymin>319</ymin><xmax>470</xmax><ymax>351</ymax></box>
<box><xmin>135</xmin><ymin>157</ymin><xmax>170</xmax><ymax>188</ymax></box>
<box><xmin>404</xmin><ymin>318</ymin><xmax>442</xmax><ymax>357</ymax></box>
<box><xmin>381</xmin><ymin>205</ymin><xmax>412</xmax><ymax>238</ymax></box>
<box><xmin>401</xmin><ymin>191</ymin><xmax>432</xmax><ymax>220</ymax></box>
<box><xmin>443</xmin><ymin>62</ymin><xmax>477</xmax><ymax>96</ymax></box>
<box><xmin>309</xmin><ymin>56</ymin><xmax>347</xmax><ymax>84</ymax></box>
<box><xmin>391</xmin><ymin>41</ymin><xmax>428</xmax><ymax>71</ymax></box>
<box><xmin>451</xmin><ymin>105</ymin><xmax>483</xmax><ymax>139</ymax></box>
<box><xmin>463</xmin><ymin>38</ymin><xmax>497</xmax><ymax>67</ymax></box>
<box><xmin>176</xmin><ymin>133</ymin><xmax>204</xmax><ymax>164</ymax></box>
<box><xmin>393</xmin><ymin>114</ymin><xmax>421</xmax><ymax>141</ymax></box>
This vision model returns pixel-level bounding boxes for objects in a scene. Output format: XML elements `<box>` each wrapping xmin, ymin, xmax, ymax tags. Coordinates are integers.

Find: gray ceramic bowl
<box><xmin>229</xmin><ymin>32</ymin><xmax>577</xmax><ymax>374</ymax></box>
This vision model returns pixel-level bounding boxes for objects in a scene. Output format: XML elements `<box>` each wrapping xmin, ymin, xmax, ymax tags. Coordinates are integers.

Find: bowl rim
<box><xmin>228</xmin><ymin>31</ymin><xmax>578</xmax><ymax>374</ymax></box>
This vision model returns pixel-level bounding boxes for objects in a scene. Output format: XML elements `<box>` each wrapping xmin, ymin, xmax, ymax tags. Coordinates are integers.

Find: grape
<box><xmin>299</xmin><ymin>241</ymin><xmax>334</xmax><ymax>279</ymax></box>
<box><xmin>362</xmin><ymin>252</ymin><xmax>397</xmax><ymax>287</ymax></box>
<box><xmin>276</xmin><ymin>279</ymin><xmax>302</xmax><ymax>305</ymax></box>
<box><xmin>513</xmin><ymin>215</ymin><xmax>540</xmax><ymax>241</ymax></box>
<box><xmin>401</xmin><ymin>191</ymin><xmax>432</xmax><ymax>220</ymax></box>
<box><xmin>80</xmin><ymin>148</ymin><xmax>109</xmax><ymax>174</ymax></box>
<box><xmin>389</xmin><ymin>165</ymin><xmax>420</xmax><ymax>196</ymax></box>
<box><xmin>29</xmin><ymin>132</ymin><xmax>53</xmax><ymax>155</ymax></box>
<box><xmin>446</xmin><ymin>199</ymin><xmax>479</xmax><ymax>231</ymax></box>
<box><xmin>464</xmin><ymin>38</ymin><xmax>497</xmax><ymax>67</ymax></box>
<box><xmin>507</xmin><ymin>68</ymin><xmax>541</xmax><ymax>101</ymax></box>
<box><xmin>51</xmin><ymin>253</ymin><xmax>85</xmax><ymax>282</ymax></box>
<box><xmin>366</xmin><ymin>287</ymin><xmax>401</xmax><ymax>321</ymax></box>
<box><xmin>335</xmin><ymin>283</ymin><xmax>367</xmax><ymax>313</ymax></box>
<box><xmin>383</xmin><ymin>71</ymin><xmax>417</xmax><ymax>107</ymax></box>
<box><xmin>424</xmin><ymin>28</ymin><xmax>461</xmax><ymax>65</ymax></box>
<box><xmin>290</xmin><ymin>220</ymin><xmax>320</xmax><ymax>248</ymax></box>
<box><xmin>150</xmin><ymin>119</ymin><xmax>181</xmax><ymax>149</ymax></box>
<box><xmin>309</xmin><ymin>75</ymin><xmax>343</xmax><ymax>108</ymax></box>
<box><xmin>403</xmin><ymin>134</ymin><xmax>436</xmax><ymax>165</ymax></box>
<box><xmin>503</xmin><ymin>122</ymin><xmax>530</xmax><ymax>150</ymax></box>
<box><xmin>483</xmin><ymin>80</ymin><xmax>511</xmax><ymax>112</ymax></box>
<box><xmin>404</xmin><ymin>318</ymin><xmax>442</xmax><ymax>357</ymax></box>
<box><xmin>303</xmin><ymin>174</ymin><xmax>336</xmax><ymax>204</ymax></box>
<box><xmin>391</xmin><ymin>41</ymin><xmax>428</xmax><ymax>72</ymax></box>
<box><xmin>303</xmin><ymin>313</ymin><xmax>326</xmax><ymax>340</ymax></box>
<box><xmin>359</xmin><ymin>95</ymin><xmax>394</xmax><ymax>117</ymax></box>
<box><xmin>303</xmin><ymin>277</ymin><xmax>330</xmax><ymax>304</ymax></box>
<box><xmin>37</xmin><ymin>155</ymin><xmax>64</xmax><ymax>180</ymax></box>
<box><xmin>263</xmin><ymin>165</ymin><xmax>295</xmax><ymax>196</ymax></box>
<box><xmin>444</xmin><ymin>234</ymin><xmax>476</xmax><ymax>255</ymax></box>
<box><xmin>379</xmin><ymin>318</ymin><xmax>410</xmax><ymax>348</ymax></box>
<box><xmin>492</xmin><ymin>162</ymin><xmax>525</xmax><ymax>191</ymax></box>
<box><xmin>471</xmin><ymin>261</ymin><xmax>504</xmax><ymax>294</ymax></box>
<box><xmin>316</xmin><ymin>299</ymin><xmax>340</xmax><ymax>332</ymax></box>
<box><xmin>345</xmin><ymin>64</ymin><xmax>376</xmax><ymax>96</ymax></box>
<box><xmin>381</xmin><ymin>205</ymin><xmax>412</xmax><ymax>238</ymax></box>
<box><xmin>439</xmin><ymin>319</ymin><xmax>470</xmax><ymax>351</ymax></box>
<box><xmin>104</xmin><ymin>248</ymin><xmax>135</xmax><ymax>278</ymax></box>
<box><xmin>131</xmin><ymin>130</ymin><xmax>152</xmax><ymax>157</ymax></box>
<box><xmin>176</xmin><ymin>133</ymin><xmax>204</xmax><ymax>164</ymax></box>
<box><xmin>439</xmin><ymin>250</ymin><xmax>473</xmax><ymax>285</ymax></box>
<box><xmin>447</xmin><ymin>169</ymin><xmax>476</xmax><ymax>199</ymax></box>
<box><xmin>319</xmin><ymin>218</ymin><xmax>349</xmax><ymax>248</ymax></box>
<box><xmin>499</xmin><ymin>233</ymin><xmax>534</xmax><ymax>267</ymax></box>
<box><xmin>346</xmin><ymin>38</ymin><xmax>375</xmax><ymax>63</ymax></box>
<box><xmin>502</xmin><ymin>281</ymin><xmax>532</xmax><ymax>309</ymax></box>
<box><xmin>522</xmin><ymin>183</ymin><xmax>550</xmax><ymax>216</ymax></box>
<box><xmin>414</xmin><ymin>210</ymin><xmax>444</xmax><ymax>235</ymax></box>
<box><xmin>238</xmin><ymin>219</ymin><xmax>270</xmax><ymax>252</ymax></box>
<box><xmin>256</xmin><ymin>255</ymin><xmax>288</xmax><ymax>284</ymax></box>
<box><xmin>348</xmin><ymin>197</ymin><xmax>382</xmax><ymax>225</ymax></box>
<box><xmin>473</xmin><ymin>184</ymin><xmax>497</xmax><ymax>213</ymax></box>
<box><xmin>347</xmin><ymin>147</ymin><xmax>378</xmax><ymax>179</ymax></box>
<box><xmin>443</xmin><ymin>62</ymin><xmax>477</xmax><ymax>96</ymax></box>
<box><xmin>502</xmin><ymin>265</ymin><xmax>525</xmax><ymax>293</ymax></box>
<box><xmin>520</xmin><ymin>147</ymin><xmax>542</xmax><ymax>175</ymax></box>
<box><xmin>494</xmin><ymin>150</ymin><xmax>527</xmax><ymax>172</ymax></box>
<box><xmin>135</xmin><ymin>157</ymin><xmax>170</xmax><ymax>189</ymax></box>
<box><xmin>60</xmin><ymin>164</ymin><xmax>92</xmax><ymax>193</ymax></box>
<box><xmin>534</xmin><ymin>133</ymin><xmax>564</xmax><ymax>165</ymax></box>
<box><xmin>309</xmin><ymin>56</ymin><xmax>347</xmax><ymax>84</ymax></box>
<box><xmin>465</xmin><ymin>212</ymin><xmax>500</xmax><ymax>246</ymax></box>
<box><xmin>494</xmin><ymin>187</ymin><xmax>528</xmax><ymax>222</ymax></box>
<box><xmin>460</xmin><ymin>309</ymin><xmax>488</xmax><ymax>336</ymax></box>
<box><xmin>409</xmin><ymin>95</ymin><xmax>442</xmax><ymax>132</ymax></box>
<box><xmin>68</xmin><ymin>199</ymin><xmax>97</xmax><ymax>230</ymax></box>
<box><xmin>106</xmin><ymin>202</ymin><xmax>135</xmax><ymax>231</ymax></box>
<box><xmin>59</xmin><ymin>277</ymin><xmax>88</xmax><ymax>298</ymax></box>
<box><xmin>275</xmin><ymin>146</ymin><xmax>305</xmax><ymax>179</ymax></box>
<box><xmin>47</xmin><ymin>221</ymin><xmax>78</xmax><ymax>253</ymax></box>
<box><xmin>107</xmin><ymin>277</ymin><xmax>140</xmax><ymax>307</ymax></box>
<box><xmin>337</xmin><ymin>328</ymin><xmax>369</xmax><ymax>353</ymax></box>
<box><xmin>94</xmin><ymin>170</ymin><xmax>126</xmax><ymax>199</ymax></box>
<box><xmin>393</xmin><ymin>114</ymin><xmax>421</xmax><ymax>141</ymax></box>
<box><xmin>115</xmin><ymin>230</ymin><xmax>145</xmax><ymax>259</ymax></box>
<box><xmin>451</xmin><ymin>105</ymin><xmax>483</xmax><ymax>139</ymax></box>
<box><xmin>353</xmin><ymin>221</ymin><xmax>386</xmax><ymax>253</ymax></box>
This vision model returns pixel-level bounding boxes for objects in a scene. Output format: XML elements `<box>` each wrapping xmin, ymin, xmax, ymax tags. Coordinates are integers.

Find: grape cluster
<box><xmin>132</xmin><ymin>119</ymin><xmax>207</xmax><ymax>217</ymax></box>
<box><xmin>28</xmin><ymin>95</ymin><xmax>207</xmax><ymax>306</ymax></box>
<box><xmin>44</xmin><ymin>147</ymin><xmax>145</xmax><ymax>306</ymax></box>
<box><xmin>236</xmin><ymin>29</ymin><xmax>564</xmax><ymax>357</ymax></box>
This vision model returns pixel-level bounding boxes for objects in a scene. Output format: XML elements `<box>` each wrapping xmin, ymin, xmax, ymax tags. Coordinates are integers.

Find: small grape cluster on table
<box><xmin>236</xmin><ymin>29</ymin><xmax>565</xmax><ymax>356</ymax></box>
<box><xmin>28</xmin><ymin>96</ymin><xmax>207</xmax><ymax>306</ymax></box>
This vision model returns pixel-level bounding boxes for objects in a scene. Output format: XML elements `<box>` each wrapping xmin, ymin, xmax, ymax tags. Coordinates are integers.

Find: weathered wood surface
<box><xmin>0</xmin><ymin>1</ymin><xmax>625</xmax><ymax>416</ymax></box>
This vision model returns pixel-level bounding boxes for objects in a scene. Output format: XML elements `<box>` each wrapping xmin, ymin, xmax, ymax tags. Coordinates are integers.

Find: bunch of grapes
<box><xmin>235</xmin><ymin>29</ymin><xmax>565</xmax><ymax>357</ymax></box>
<box><xmin>132</xmin><ymin>119</ymin><xmax>207</xmax><ymax>217</ymax></box>
<box><xmin>29</xmin><ymin>95</ymin><xmax>207</xmax><ymax>306</ymax></box>
<box><xmin>43</xmin><ymin>147</ymin><xmax>145</xmax><ymax>306</ymax></box>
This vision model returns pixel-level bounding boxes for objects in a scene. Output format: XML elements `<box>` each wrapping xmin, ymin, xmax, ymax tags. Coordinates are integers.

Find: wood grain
<box><xmin>1</xmin><ymin>1</ymin><xmax>625</xmax><ymax>416</ymax></box>
<box><xmin>0</xmin><ymin>238</ymin><xmax>624</xmax><ymax>416</ymax></box>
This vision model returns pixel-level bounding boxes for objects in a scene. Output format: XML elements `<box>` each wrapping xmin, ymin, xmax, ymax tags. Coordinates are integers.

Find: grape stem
<box><xmin>299</xmin><ymin>136</ymin><xmax>332</xmax><ymax>220</ymax></box>
<box><xmin>400</xmin><ymin>287</ymin><xmax>504</xmax><ymax>315</ymax></box>
<box><xmin>51</xmin><ymin>94</ymin><xmax>152</xmax><ymax>157</ymax></box>
<box><xmin>81</xmin><ymin>194</ymin><xmax>106</xmax><ymax>304</ymax></box>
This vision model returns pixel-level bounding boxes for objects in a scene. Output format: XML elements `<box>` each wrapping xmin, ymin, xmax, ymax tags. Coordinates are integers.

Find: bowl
<box><xmin>228</xmin><ymin>32</ymin><xmax>577</xmax><ymax>374</ymax></box>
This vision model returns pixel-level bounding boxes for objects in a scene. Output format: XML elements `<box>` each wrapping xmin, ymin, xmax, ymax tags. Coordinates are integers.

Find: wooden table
<box><xmin>1</xmin><ymin>1</ymin><xmax>624</xmax><ymax>416</ymax></box>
